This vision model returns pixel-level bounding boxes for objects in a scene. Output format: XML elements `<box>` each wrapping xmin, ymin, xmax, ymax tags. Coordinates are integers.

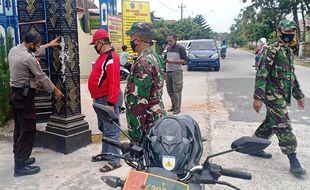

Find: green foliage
<box><xmin>89</xmin><ymin>17</ymin><xmax>100</xmax><ymax>30</ymax></box>
<box><xmin>230</xmin><ymin>0</ymin><xmax>310</xmax><ymax>46</ymax></box>
<box><xmin>0</xmin><ymin>32</ymin><xmax>13</xmax><ymax>127</ymax></box>
<box><xmin>154</xmin><ymin>16</ymin><xmax>214</xmax><ymax>53</ymax></box>
<box><xmin>193</xmin><ymin>15</ymin><xmax>213</xmax><ymax>36</ymax></box>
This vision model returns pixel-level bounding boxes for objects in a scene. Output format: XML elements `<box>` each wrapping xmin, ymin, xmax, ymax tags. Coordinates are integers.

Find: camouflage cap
<box><xmin>278</xmin><ymin>19</ymin><xmax>297</xmax><ymax>31</ymax></box>
<box><xmin>126</xmin><ymin>22</ymin><xmax>153</xmax><ymax>35</ymax></box>
<box><xmin>126</xmin><ymin>22</ymin><xmax>155</xmax><ymax>42</ymax></box>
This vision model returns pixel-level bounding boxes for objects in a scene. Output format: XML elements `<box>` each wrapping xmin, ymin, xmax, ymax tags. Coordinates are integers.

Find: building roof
<box><xmin>76</xmin><ymin>0</ymin><xmax>98</xmax><ymax>10</ymax></box>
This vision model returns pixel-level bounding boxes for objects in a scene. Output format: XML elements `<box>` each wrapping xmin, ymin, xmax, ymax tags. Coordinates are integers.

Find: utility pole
<box><xmin>83</xmin><ymin>0</ymin><xmax>91</xmax><ymax>33</ymax></box>
<box><xmin>178</xmin><ymin>3</ymin><xmax>186</xmax><ymax>20</ymax></box>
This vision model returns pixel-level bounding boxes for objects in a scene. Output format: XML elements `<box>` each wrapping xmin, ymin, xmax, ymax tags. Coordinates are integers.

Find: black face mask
<box><xmin>280</xmin><ymin>32</ymin><xmax>295</xmax><ymax>43</ymax></box>
<box><xmin>94</xmin><ymin>46</ymin><xmax>100</xmax><ymax>54</ymax></box>
<box><xmin>29</xmin><ymin>44</ymin><xmax>37</xmax><ymax>53</ymax></box>
<box><xmin>130</xmin><ymin>39</ymin><xmax>137</xmax><ymax>52</ymax></box>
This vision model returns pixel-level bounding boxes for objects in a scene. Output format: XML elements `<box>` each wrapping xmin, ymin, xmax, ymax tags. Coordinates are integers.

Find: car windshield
<box><xmin>190</xmin><ymin>41</ymin><xmax>216</xmax><ymax>50</ymax></box>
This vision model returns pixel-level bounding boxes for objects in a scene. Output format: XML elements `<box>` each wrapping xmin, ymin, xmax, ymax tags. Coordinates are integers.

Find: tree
<box><xmin>153</xmin><ymin>16</ymin><xmax>215</xmax><ymax>53</ymax></box>
<box><xmin>193</xmin><ymin>15</ymin><xmax>213</xmax><ymax>37</ymax></box>
<box><xmin>241</xmin><ymin>0</ymin><xmax>310</xmax><ymax>42</ymax></box>
<box><xmin>0</xmin><ymin>32</ymin><xmax>13</xmax><ymax>127</ymax></box>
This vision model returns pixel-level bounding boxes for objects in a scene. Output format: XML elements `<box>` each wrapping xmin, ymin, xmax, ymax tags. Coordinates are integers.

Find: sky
<box><xmin>94</xmin><ymin>0</ymin><xmax>251</xmax><ymax>33</ymax></box>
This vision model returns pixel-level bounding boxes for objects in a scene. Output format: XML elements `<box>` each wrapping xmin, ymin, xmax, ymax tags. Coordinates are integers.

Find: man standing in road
<box><xmin>124</xmin><ymin>22</ymin><xmax>166</xmax><ymax>143</ymax></box>
<box><xmin>88</xmin><ymin>29</ymin><xmax>122</xmax><ymax>172</ymax></box>
<box><xmin>165</xmin><ymin>33</ymin><xmax>187</xmax><ymax>115</ymax></box>
<box><xmin>251</xmin><ymin>19</ymin><xmax>306</xmax><ymax>177</ymax></box>
<box><xmin>9</xmin><ymin>31</ymin><xmax>64</xmax><ymax>177</ymax></box>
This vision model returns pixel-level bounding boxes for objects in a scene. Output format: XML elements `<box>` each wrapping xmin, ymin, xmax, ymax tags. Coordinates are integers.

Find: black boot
<box><xmin>14</xmin><ymin>165</ymin><xmax>40</xmax><ymax>177</ymax></box>
<box><xmin>288</xmin><ymin>153</ymin><xmax>306</xmax><ymax>177</ymax></box>
<box><xmin>24</xmin><ymin>157</ymin><xmax>36</xmax><ymax>166</ymax></box>
<box><xmin>249</xmin><ymin>150</ymin><xmax>272</xmax><ymax>159</ymax></box>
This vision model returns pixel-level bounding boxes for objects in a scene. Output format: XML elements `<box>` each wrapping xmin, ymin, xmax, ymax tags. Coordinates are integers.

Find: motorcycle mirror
<box><xmin>231</xmin><ymin>136</ymin><xmax>271</xmax><ymax>154</ymax></box>
<box><xmin>204</xmin><ymin>136</ymin><xmax>271</xmax><ymax>164</ymax></box>
<box><xmin>101</xmin><ymin>176</ymin><xmax>123</xmax><ymax>188</ymax></box>
<box><xmin>93</xmin><ymin>103</ymin><xmax>118</xmax><ymax>122</ymax></box>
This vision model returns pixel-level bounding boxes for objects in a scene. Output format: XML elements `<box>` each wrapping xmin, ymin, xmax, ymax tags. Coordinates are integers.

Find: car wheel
<box><xmin>187</xmin><ymin>66</ymin><xmax>193</xmax><ymax>71</ymax></box>
<box><xmin>214</xmin><ymin>66</ymin><xmax>220</xmax><ymax>71</ymax></box>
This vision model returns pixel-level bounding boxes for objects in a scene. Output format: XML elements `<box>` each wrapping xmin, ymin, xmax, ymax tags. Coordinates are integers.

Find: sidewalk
<box><xmin>0</xmin><ymin>79</ymin><xmax>128</xmax><ymax>142</ymax></box>
<box><xmin>0</xmin><ymin>79</ymin><xmax>132</xmax><ymax>190</ymax></box>
<box><xmin>0</xmin><ymin>68</ymin><xmax>211</xmax><ymax>190</ymax></box>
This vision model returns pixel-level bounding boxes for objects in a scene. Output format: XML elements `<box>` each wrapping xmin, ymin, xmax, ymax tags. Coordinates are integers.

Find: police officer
<box><xmin>251</xmin><ymin>19</ymin><xmax>306</xmax><ymax>177</ymax></box>
<box><xmin>8</xmin><ymin>31</ymin><xmax>63</xmax><ymax>177</ymax></box>
<box><xmin>124</xmin><ymin>22</ymin><xmax>167</xmax><ymax>143</ymax></box>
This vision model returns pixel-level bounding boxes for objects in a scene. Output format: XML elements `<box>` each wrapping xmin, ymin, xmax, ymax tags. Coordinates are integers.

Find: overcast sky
<box><xmin>94</xmin><ymin>0</ymin><xmax>250</xmax><ymax>33</ymax></box>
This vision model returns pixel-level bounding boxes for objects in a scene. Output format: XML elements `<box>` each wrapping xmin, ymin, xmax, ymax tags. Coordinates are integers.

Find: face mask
<box><xmin>130</xmin><ymin>39</ymin><xmax>137</xmax><ymax>52</ymax></box>
<box><xmin>94</xmin><ymin>45</ymin><xmax>100</xmax><ymax>54</ymax></box>
<box><xmin>280</xmin><ymin>32</ymin><xmax>295</xmax><ymax>43</ymax></box>
<box><xmin>29</xmin><ymin>44</ymin><xmax>37</xmax><ymax>53</ymax></box>
<box><xmin>94</xmin><ymin>43</ymin><xmax>103</xmax><ymax>54</ymax></box>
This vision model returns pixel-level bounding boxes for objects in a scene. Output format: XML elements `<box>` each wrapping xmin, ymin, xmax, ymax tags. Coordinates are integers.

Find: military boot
<box><xmin>288</xmin><ymin>153</ymin><xmax>306</xmax><ymax>177</ymax></box>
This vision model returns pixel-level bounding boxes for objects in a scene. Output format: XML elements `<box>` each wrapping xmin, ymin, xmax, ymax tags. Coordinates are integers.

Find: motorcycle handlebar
<box><xmin>221</xmin><ymin>168</ymin><xmax>252</xmax><ymax>180</ymax></box>
<box><xmin>102</xmin><ymin>137</ymin><xmax>131</xmax><ymax>154</ymax></box>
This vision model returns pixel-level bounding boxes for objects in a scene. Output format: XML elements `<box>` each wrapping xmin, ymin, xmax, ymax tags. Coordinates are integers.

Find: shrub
<box><xmin>0</xmin><ymin>32</ymin><xmax>13</xmax><ymax>127</ymax></box>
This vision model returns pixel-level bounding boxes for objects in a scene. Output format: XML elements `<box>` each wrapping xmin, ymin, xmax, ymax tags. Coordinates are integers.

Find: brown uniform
<box><xmin>8</xmin><ymin>44</ymin><xmax>55</xmax><ymax>168</ymax></box>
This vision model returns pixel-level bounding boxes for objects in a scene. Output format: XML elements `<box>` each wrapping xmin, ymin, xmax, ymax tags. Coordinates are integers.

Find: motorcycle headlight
<box><xmin>210</xmin><ymin>53</ymin><xmax>219</xmax><ymax>59</ymax></box>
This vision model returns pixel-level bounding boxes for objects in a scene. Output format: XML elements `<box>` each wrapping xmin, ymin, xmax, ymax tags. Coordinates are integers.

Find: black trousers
<box><xmin>11</xmin><ymin>88</ymin><xmax>36</xmax><ymax>168</ymax></box>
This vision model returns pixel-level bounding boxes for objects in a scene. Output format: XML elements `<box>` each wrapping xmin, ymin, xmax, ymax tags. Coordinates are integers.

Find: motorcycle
<box><xmin>93</xmin><ymin>103</ymin><xmax>271</xmax><ymax>190</ymax></box>
<box><xmin>220</xmin><ymin>45</ymin><xmax>227</xmax><ymax>59</ymax></box>
<box><xmin>120</xmin><ymin>65</ymin><xmax>130</xmax><ymax>81</ymax></box>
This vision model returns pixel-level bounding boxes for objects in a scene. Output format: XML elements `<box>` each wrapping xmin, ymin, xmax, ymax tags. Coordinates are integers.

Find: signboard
<box><xmin>99</xmin><ymin>0</ymin><xmax>117</xmax><ymax>30</ymax></box>
<box><xmin>123</xmin><ymin>170</ymin><xmax>189</xmax><ymax>190</ymax></box>
<box><xmin>122</xmin><ymin>0</ymin><xmax>151</xmax><ymax>53</ymax></box>
<box><xmin>108</xmin><ymin>15</ymin><xmax>122</xmax><ymax>52</ymax></box>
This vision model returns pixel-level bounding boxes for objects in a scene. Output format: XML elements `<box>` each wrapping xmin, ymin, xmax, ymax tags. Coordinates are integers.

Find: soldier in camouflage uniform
<box><xmin>124</xmin><ymin>22</ymin><xmax>167</xmax><ymax>143</ymax></box>
<box><xmin>251</xmin><ymin>19</ymin><xmax>306</xmax><ymax>177</ymax></box>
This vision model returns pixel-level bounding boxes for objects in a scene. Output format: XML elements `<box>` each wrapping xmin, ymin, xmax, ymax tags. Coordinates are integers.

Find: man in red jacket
<box><xmin>88</xmin><ymin>29</ymin><xmax>122</xmax><ymax>172</ymax></box>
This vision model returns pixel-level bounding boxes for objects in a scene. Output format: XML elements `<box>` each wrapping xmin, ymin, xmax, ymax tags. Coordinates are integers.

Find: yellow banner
<box><xmin>108</xmin><ymin>15</ymin><xmax>123</xmax><ymax>52</ymax></box>
<box><xmin>122</xmin><ymin>0</ymin><xmax>151</xmax><ymax>53</ymax></box>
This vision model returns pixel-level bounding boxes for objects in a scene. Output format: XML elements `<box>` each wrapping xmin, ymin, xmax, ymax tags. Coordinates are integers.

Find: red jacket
<box><xmin>88</xmin><ymin>49</ymin><xmax>120</xmax><ymax>105</ymax></box>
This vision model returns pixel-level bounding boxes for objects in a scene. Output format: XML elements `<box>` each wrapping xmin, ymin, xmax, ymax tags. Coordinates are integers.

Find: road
<box><xmin>205</xmin><ymin>48</ymin><xmax>310</xmax><ymax>190</ymax></box>
<box><xmin>0</xmin><ymin>48</ymin><xmax>309</xmax><ymax>190</ymax></box>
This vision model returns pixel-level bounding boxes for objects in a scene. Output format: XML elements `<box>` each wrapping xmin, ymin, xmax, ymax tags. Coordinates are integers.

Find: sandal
<box><xmin>120</xmin><ymin>107</ymin><xmax>126</xmax><ymax>114</ymax></box>
<box><xmin>99</xmin><ymin>163</ymin><xmax>122</xmax><ymax>172</ymax></box>
<box><xmin>91</xmin><ymin>154</ymin><xmax>109</xmax><ymax>162</ymax></box>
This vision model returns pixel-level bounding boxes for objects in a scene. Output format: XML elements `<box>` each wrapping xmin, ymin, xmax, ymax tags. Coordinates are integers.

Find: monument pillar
<box><xmin>17</xmin><ymin>0</ymin><xmax>91</xmax><ymax>154</ymax></box>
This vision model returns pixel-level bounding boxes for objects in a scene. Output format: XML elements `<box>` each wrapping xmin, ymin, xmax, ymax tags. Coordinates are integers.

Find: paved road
<box><xmin>215</xmin><ymin>48</ymin><xmax>310</xmax><ymax>125</ymax></box>
<box><xmin>206</xmin><ymin>48</ymin><xmax>310</xmax><ymax>190</ymax></box>
<box><xmin>0</xmin><ymin>48</ymin><xmax>309</xmax><ymax>190</ymax></box>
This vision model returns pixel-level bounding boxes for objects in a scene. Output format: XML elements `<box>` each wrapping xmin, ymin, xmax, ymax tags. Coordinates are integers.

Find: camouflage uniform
<box><xmin>125</xmin><ymin>47</ymin><xmax>167</xmax><ymax>142</ymax></box>
<box><xmin>253</xmin><ymin>21</ymin><xmax>304</xmax><ymax>155</ymax></box>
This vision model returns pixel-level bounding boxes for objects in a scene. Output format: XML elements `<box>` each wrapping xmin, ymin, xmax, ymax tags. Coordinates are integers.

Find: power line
<box><xmin>157</xmin><ymin>0</ymin><xmax>179</xmax><ymax>12</ymax></box>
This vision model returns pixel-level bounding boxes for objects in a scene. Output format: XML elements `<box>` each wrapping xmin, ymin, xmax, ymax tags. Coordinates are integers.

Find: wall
<box><xmin>77</xmin><ymin>18</ymin><xmax>98</xmax><ymax>78</ymax></box>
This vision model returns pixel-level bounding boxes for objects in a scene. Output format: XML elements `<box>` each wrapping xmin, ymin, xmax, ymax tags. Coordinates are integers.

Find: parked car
<box><xmin>187</xmin><ymin>39</ymin><xmax>220</xmax><ymax>71</ymax></box>
<box><xmin>177</xmin><ymin>40</ymin><xmax>192</xmax><ymax>52</ymax></box>
<box><xmin>177</xmin><ymin>40</ymin><xmax>192</xmax><ymax>64</ymax></box>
